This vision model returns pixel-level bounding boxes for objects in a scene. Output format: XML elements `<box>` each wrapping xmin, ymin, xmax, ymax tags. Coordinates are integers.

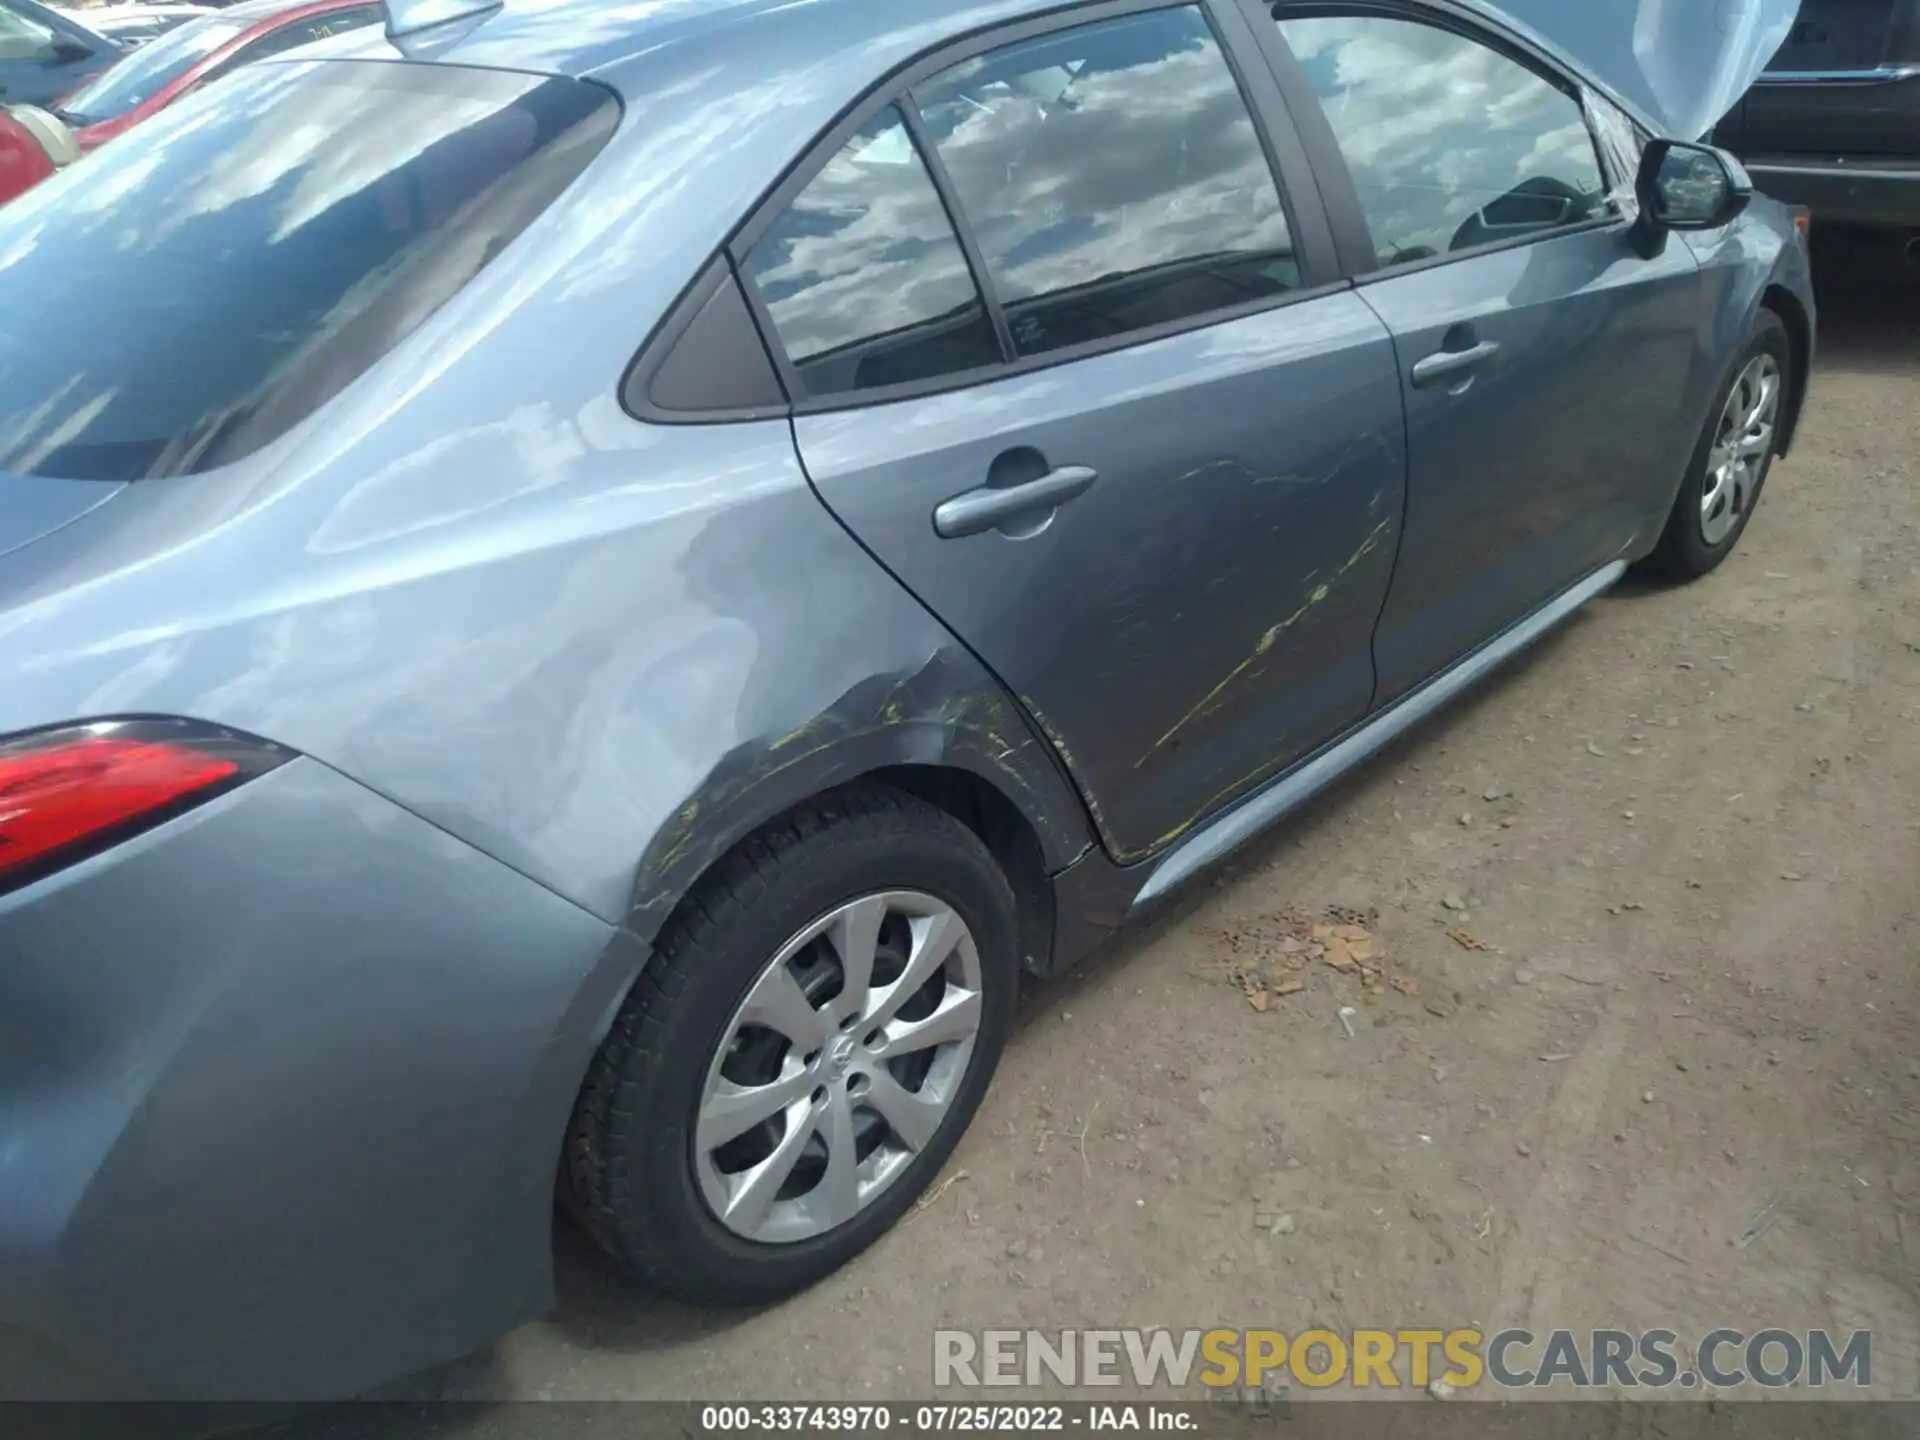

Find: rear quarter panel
<box><xmin>0</xmin><ymin>760</ymin><xmax>623</xmax><ymax>1399</ymax></box>
<box><xmin>0</xmin><ymin>45</ymin><xmax>1096</xmax><ymax>938</ymax></box>
<box><xmin>0</xmin><ymin>416</ymin><xmax>1091</xmax><ymax>940</ymax></box>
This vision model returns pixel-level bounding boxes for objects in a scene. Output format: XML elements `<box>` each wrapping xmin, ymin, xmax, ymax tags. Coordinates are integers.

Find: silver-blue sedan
<box><xmin>0</xmin><ymin>0</ymin><xmax>1811</xmax><ymax>1401</ymax></box>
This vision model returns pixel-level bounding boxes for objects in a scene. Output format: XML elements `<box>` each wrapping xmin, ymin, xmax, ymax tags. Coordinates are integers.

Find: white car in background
<box><xmin>51</xmin><ymin>2</ymin><xmax>213</xmax><ymax>45</ymax></box>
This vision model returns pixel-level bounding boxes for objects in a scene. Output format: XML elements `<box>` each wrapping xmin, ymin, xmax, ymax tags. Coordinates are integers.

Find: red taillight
<box><xmin>0</xmin><ymin>721</ymin><xmax>289</xmax><ymax>894</ymax></box>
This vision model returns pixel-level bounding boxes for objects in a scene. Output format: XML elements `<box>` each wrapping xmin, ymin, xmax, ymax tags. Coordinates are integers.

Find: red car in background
<box><xmin>0</xmin><ymin>106</ymin><xmax>56</xmax><ymax>201</ymax></box>
<box><xmin>51</xmin><ymin>0</ymin><xmax>382</xmax><ymax>147</ymax></box>
<box><xmin>0</xmin><ymin>101</ymin><xmax>77</xmax><ymax>204</ymax></box>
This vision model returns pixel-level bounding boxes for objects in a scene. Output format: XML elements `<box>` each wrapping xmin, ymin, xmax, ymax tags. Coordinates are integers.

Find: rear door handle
<box><xmin>934</xmin><ymin>465</ymin><xmax>1098</xmax><ymax>539</ymax></box>
<box><xmin>1411</xmin><ymin>340</ymin><xmax>1501</xmax><ymax>389</ymax></box>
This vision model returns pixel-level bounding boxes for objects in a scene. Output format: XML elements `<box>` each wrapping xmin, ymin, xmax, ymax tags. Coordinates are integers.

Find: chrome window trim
<box><xmin>1755</xmin><ymin>65</ymin><xmax>1920</xmax><ymax>85</ymax></box>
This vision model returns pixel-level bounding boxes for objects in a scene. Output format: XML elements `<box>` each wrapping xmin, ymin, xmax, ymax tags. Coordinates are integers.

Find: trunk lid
<box><xmin>1480</xmin><ymin>0</ymin><xmax>1804</xmax><ymax>138</ymax></box>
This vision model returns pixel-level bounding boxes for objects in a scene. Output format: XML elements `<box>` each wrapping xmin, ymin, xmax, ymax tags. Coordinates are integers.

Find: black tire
<box><xmin>1646</xmin><ymin>308</ymin><xmax>1793</xmax><ymax>581</ymax></box>
<box><xmin>565</xmin><ymin>784</ymin><xmax>1017</xmax><ymax>1305</ymax></box>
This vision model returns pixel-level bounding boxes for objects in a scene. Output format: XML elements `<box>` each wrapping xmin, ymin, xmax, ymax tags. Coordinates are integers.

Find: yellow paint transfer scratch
<box><xmin>1134</xmin><ymin>517</ymin><xmax>1391</xmax><ymax>771</ymax></box>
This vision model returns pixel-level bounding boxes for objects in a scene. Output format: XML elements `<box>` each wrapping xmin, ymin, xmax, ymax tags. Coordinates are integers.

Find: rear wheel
<box><xmin>566</xmin><ymin>786</ymin><xmax>1016</xmax><ymax>1304</ymax></box>
<box><xmin>1647</xmin><ymin>309</ymin><xmax>1792</xmax><ymax>581</ymax></box>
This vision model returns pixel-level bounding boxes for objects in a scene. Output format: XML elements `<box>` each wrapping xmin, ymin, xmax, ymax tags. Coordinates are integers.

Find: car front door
<box><xmin>739</xmin><ymin>1</ymin><xmax>1409</xmax><ymax>864</ymax></box>
<box><xmin>1259</xmin><ymin>4</ymin><xmax>1717</xmax><ymax>702</ymax></box>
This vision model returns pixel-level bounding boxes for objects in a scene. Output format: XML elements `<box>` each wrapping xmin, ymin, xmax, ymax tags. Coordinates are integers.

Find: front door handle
<box><xmin>1411</xmin><ymin>340</ymin><xmax>1501</xmax><ymax>389</ymax></box>
<box><xmin>934</xmin><ymin>465</ymin><xmax>1098</xmax><ymax>539</ymax></box>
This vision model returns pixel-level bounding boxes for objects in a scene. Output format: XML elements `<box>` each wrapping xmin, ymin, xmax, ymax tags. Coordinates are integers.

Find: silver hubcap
<box><xmin>1702</xmin><ymin>353</ymin><xmax>1780</xmax><ymax>547</ymax></box>
<box><xmin>695</xmin><ymin>891</ymin><xmax>983</xmax><ymax>1244</ymax></box>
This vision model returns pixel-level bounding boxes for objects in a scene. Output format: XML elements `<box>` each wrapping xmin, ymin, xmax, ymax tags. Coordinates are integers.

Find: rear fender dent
<box><xmin>625</xmin><ymin>648</ymin><xmax>1091</xmax><ymax>944</ymax></box>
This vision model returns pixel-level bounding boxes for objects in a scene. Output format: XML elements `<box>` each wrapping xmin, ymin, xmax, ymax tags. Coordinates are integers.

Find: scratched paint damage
<box><xmin>1015</xmin><ymin>693</ymin><xmax>1117</xmax><ymax>848</ymax></box>
<box><xmin>1135</xmin><ymin>508</ymin><xmax>1396</xmax><ymax>773</ymax></box>
<box><xmin>1008</xmin><ymin>496</ymin><xmax>1403</xmax><ymax>869</ymax></box>
<box><xmin>1168</xmin><ymin>457</ymin><xmax>1309</xmax><ymax>489</ymax></box>
<box><xmin>627</xmin><ymin>649</ymin><xmax>1084</xmax><ymax>935</ymax></box>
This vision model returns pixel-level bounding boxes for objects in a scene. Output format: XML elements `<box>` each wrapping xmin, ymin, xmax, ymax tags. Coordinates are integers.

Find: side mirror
<box><xmin>49</xmin><ymin>35</ymin><xmax>97</xmax><ymax>64</ymax></box>
<box><xmin>1630</xmin><ymin>139</ymin><xmax>1753</xmax><ymax>257</ymax></box>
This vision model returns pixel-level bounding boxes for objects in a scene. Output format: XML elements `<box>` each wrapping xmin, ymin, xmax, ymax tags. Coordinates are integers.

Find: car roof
<box><xmin>318</xmin><ymin>0</ymin><xmax>1035</xmax><ymax>84</ymax></box>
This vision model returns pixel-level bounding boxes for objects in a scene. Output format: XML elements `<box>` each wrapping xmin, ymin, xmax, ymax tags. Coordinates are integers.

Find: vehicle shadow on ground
<box><xmin>352</xmin><ymin>1220</ymin><xmax>756</xmax><ymax>1402</ymax></box>
<box><xmin>1807</xmin><ymin>250</ymin><xmax>1920</xmax><ymax>378</ymax></box>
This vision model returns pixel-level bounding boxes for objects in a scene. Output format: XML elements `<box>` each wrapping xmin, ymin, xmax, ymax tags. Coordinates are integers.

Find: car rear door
<box><xmin>740</xmin><ymin>0</ymin><xmax>1408</xmax><ymax>864</ymax></box>
<box><xmin>1255</xmin><ymin>3</ymin><xmax>1718</xmax><ymax>702</ymax></box>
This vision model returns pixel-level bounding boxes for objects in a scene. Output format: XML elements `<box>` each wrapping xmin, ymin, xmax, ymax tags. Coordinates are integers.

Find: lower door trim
<box><xmin>1131</xmin><ymin>560</ymin><xmax>1628</xmax><ymax>909</ymax></box>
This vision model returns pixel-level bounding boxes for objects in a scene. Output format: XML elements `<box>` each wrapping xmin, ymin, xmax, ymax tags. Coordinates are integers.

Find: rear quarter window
<box><xmin>0</xmin><ymin>60</ymin><xmax>618</xmax><ymax>480</ymax></box>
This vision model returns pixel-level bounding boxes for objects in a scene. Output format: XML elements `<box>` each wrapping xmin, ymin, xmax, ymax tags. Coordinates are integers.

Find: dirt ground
<box><xmin>327</xmin><ymin>264</ymin><xmax>1920</xmax><ymax>1426</ymax></box>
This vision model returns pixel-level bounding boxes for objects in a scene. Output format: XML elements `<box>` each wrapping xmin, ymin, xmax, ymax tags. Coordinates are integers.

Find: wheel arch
<box><xmin>866</xmin><ymin>764</ymin><xmax>1055</xmax><ymax>979</ymax></box>
<box><xmin>1761</xmin><ymin>283</ymin><xmax>1812</xmax><ymax>456</ymax></box>
<box><xmin>622</xmin><ymin>653</ymin><xmax>1090</xmax><ymax>973</ymax></box>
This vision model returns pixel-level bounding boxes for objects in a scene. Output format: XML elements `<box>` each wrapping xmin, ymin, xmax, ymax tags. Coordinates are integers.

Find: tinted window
<box><xmin>1278</xmin><ymin>14</ymin><xmax>1609</xmax><ymax>268</ymax></box>
<box><xmin>1766</xmin><ymin>0</ymin><xmax>1895</xmax><ymax>72</ymax></box>
<box><xmin>742</xmin><ymin>105</ymin><xmax>1001</xmax><ymax>399</ymax></box>
<box><xmin>208</xmin><ymin>6</ymin><xmax>384</xmax><ymax>79</ymax></box>
<box><xmin>309</xmin><ymin>6</ymin><xmax>387</xmax><ymax>41</ymax></box>
<box><xmin>56</xmin><ymin>15</ymin><xmax>248</xmax><ymax>123</ymax></box>
<box><xmin>0</xmin><ymin>62</ymin><xmax>618</xmax><ymax>480</ymax></box>
<box><xmin>916</xmin><ymin>6</ymin><xmax>1298</xmax><ymax>359</ymax></box>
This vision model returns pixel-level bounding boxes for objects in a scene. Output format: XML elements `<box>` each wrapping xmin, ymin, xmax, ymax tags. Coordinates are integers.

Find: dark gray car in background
<box><xmin>0</xmin><ymin>0</ymin><xmax>1812</xmax><ymax>1403</ymax></box>
<box><xmin>1714</xmin><ymin>0</ymin><xmax>1920</xmax><ymax>235</ymax></box>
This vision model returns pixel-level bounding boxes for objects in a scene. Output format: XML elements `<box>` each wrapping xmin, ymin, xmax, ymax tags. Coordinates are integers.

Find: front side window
<box><xmin>741</xmin><ymin>105</ymin><xmax>1001</xmax><ymax>400</ymax></box>
<box><xmin>0</xmin><ymin>61</ymin><xmax>619</xmax><ymax>480</ymax></box>
<box><xmin>1277</xmin><ymin>13</ymin><xmax>1610</xmax><ymax>269</ymax></box>
<box><xmin>915</xmin><ymin>6</ymin><xmax>1299</xmax><ymax>358</ymax></box>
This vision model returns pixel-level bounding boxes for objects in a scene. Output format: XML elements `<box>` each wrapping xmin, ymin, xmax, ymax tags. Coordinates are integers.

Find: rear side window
<box><xmin>0</xmin><ymin>61</ymin><xmax>617</xmax><ymax>480</ymax></box>
<box><xmin>914</xmin><ymin>6</ymin><xmax>1299</xmax><ymax>359</ymax></box>
<box><xmin>1277</xmin><ymin>13</ymin><xmax>1609</xmax><ymax>268</ymax></box>
<box><xmin>740</xmin><ymin>4</ymin><xmax>1303</xmax><ymax>401</ymax></box>
<box><xmin>741</xmin><ymin>105</ymin><xmax>1002</xmax><ymax>400</ymax></box>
